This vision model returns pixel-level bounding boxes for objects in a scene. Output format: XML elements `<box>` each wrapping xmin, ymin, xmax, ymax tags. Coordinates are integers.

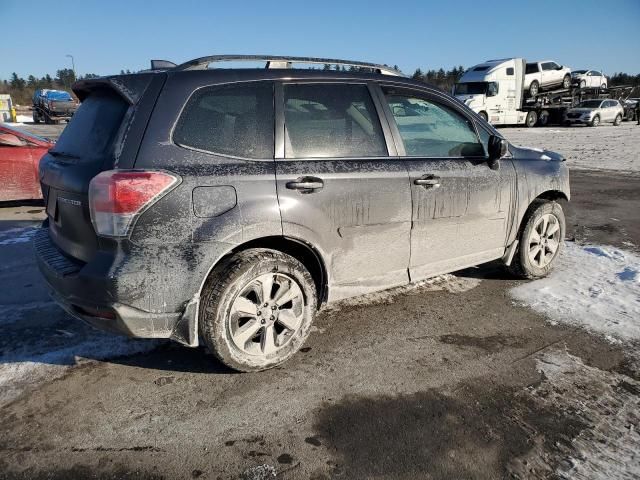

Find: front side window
<box><xmin>541</xmin><ymin>62</ymin><xmax>554</xmax><ymax>71</ymax></box>
<box><xmin>283</xmin><ymin>84</ymin><xmax>387</xmax><ymax>158</ymax></box>
<box><xmin>384</xmin><ymin>90</ymin><xmax>484</xmax><ymax>158</ymax></box>
<box><xmin>174</xmin><ymin>82</ymin><xmax>274</xmax><ymax>159</ymax></box>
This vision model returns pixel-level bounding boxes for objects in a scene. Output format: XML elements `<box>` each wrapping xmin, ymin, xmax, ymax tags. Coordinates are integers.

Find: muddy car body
<box><xmin>35</xmin><ymin>56</ymin><xmax>570</xmax><ymax>371</ymax></box>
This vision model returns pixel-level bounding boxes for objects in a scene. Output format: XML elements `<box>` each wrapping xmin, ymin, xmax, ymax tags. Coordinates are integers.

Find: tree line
<box><xmin>2</xmin><ymin>65</ymin><xmax>639</xmax><ymax>106</ymax></box>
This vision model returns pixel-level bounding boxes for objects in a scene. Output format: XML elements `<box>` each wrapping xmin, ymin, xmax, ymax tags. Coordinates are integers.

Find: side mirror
<box><xmin>0</xmin><ymin>133</ymin><xmax>26</xmax><ymax>147</ymax></box>
<box><xmin>487</xmin><ymin>135</ymin><xmax>507</xmax><ymax>170</ymax></box>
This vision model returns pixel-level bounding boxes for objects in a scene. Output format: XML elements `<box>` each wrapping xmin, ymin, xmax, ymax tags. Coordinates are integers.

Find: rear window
<box><xmin>174</xmin><ymin>82</ymin><xmax>274</xmax><ymax>159</ymax></box>
<box><xmin>49</xmin><ymin>89</ymin><xmax>128</xmax><ymax>163</ymax></box>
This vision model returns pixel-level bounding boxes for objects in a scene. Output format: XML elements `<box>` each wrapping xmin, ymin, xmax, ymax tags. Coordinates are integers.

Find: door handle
<box><xmin>286</xmin><ymin>176</ymin><xmax>324</xmax><ymax>193</ymax></box>
<box><xmin>414</xmin><ymin>175</ymin><xmax>441</xmax><ymax>189</ymax></box>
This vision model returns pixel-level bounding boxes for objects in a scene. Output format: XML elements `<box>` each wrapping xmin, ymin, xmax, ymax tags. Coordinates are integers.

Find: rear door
<box><xmin>377</xmin><ymin>84</ymin><xmax>516</xmax><ymax>280</ymax></box>
<box><xmin>540</xmin><ymin>62</ymin><xmax>555</xmax><ymax>87</ymax></box>
<box><xmin>274</xmin><ymin>81</ymin><xmax>412</xmax><ymax>301</ymax></box>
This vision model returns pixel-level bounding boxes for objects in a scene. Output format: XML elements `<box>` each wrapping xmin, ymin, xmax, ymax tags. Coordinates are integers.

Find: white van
<box><xmin>454</xmin><ymin>58</ymin><xmax>531</xmax><ymax>126</ymax></box>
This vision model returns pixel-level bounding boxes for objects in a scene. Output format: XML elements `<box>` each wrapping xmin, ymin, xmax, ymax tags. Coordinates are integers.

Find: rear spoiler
<box><xmin>72</xmin><ymin>73</ymin><xmax>160</xmax><ymax>104</ymax></box>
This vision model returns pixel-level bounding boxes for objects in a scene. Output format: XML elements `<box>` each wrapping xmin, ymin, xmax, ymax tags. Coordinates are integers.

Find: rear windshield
<box><xmin>525</xmin><ymin>63</ymin><xmax>538</xmax><ymax>74</ymax></box>
<box><xmin>49</xmin><ymin>89</ymin><xmax>128</xmax><ymax>163</ymax></box>
<box><xmin>46</xmin><ymin>91</ymin><xmax>73</xmax><ymax>101</ymax></box>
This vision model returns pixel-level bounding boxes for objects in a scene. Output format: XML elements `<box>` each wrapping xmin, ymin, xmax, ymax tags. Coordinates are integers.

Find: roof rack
<box><xmin>169</xmin><ymin>55</ymin><xmax>404</xmax><ymax>76</ymax></box>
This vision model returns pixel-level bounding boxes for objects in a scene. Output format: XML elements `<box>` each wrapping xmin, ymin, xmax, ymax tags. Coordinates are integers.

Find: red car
<box><xmin>0</xmin><ymin>124</ymin><xmax>52</xmax><ymax>201</ymax></box>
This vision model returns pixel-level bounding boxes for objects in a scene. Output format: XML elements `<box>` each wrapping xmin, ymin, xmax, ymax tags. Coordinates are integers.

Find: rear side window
<box><xmin>174</xmin><ymin>82</ymin><xmax>274</xmax><ymax>159</ymax></box>
<box><xmin>526</xmin><ymin>63</ymin><xmax>539</xmax><ymax>74</ymax></box>
<box><xmin>283</xmin><ymin>84</ymin><xmax>387</xmax><ymax>158</ymax></box>
<box><xmin>50</xmin><ymin>89</ymin><xmax>128</xmax><ymax>163</ymax></box>
<box><xmin>384</xmin><ymin>91</ymin><xmax>484</xmax><ymax>158</ymax></box>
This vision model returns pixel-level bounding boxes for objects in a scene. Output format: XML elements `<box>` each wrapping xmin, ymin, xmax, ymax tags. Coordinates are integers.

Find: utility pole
<box><xmin>66</xmin><ymin>54</ymin><xmax>76</xmax><ymax>81</ymax></box>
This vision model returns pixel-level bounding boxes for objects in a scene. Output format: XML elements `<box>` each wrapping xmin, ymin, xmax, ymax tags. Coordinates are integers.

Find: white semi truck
<box><xmin>454</xmin><ymin>58</ymin><xmax>620</xmax><ymax>127</ymax></box>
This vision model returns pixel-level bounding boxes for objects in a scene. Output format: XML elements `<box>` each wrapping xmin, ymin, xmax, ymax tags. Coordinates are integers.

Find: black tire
<box><xmin>44</xmin><ymin>113</ymin><xmax>51</xmax><ymax>125</ymax></box>
<box><xmin>525</xmin><ymin>111</ymin><xmax>538</xmax><ymax>128</ymax></box>
<box><xmin>509</xmin><ymin>200</ymin><xmax>565</xmax><ymax>279</ymax></box>
<box><xmin>529</xmin><ymin>80</ymin><xmax>539</xmax><ymax>96</ymax></box>
<box><xmin>199</xmin><ymin>248</ymin><xmax>317</xmax><ymax>372</ymax></box>
<box><xmin>590</xmin><ymin>115</ymin><xmax>600</xmax><ymax>127</ymax></box>
<box><xmin>601</xmin><ymin>84</ymin><xmax>607</xmax><ymax>90</ymax></box>
<box><xmin>613</xmin><ymin>114</ymin><xmax>622</xmax><ymax>126</ymax></box>
<box><xmin>32</xmin><ymin>111</ymin><xmax>40</xmax><ymax>124</ymax></box>
<box><xmin>562</xmin><ymin>74</ymin><xmax>571</xmax><ymax>89</ymax></box>
<box><xmin>478</xmin><ymin>111</ymin><xmax>488</xmax><ymax>122</ymax></box>
<box><xmin>538</xmin><ymin>110</ymin><xmax>550</xmax><ymax>127</ymax></box>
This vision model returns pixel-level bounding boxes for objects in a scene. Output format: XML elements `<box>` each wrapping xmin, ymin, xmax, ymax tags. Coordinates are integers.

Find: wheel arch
<box><xmin>206</xmin><ymin>236</ymin><xmax>329</xmax><ymax>308</ymax></box>
<box><xmin>515</xmin><ymin>190</ymin><xmax>569</xmax><ymax>239</ymax></box>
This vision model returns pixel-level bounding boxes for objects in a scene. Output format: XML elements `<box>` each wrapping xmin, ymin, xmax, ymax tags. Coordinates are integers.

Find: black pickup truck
<box><xmin>32</xmin><ymin>89</ymin><xmax>78</xmax><ymax>124</ymax></box>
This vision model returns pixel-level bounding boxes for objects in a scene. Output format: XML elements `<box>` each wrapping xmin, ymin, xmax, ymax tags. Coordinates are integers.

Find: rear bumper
<box><xmin>34</xmin><ymin>227</ymin><xmax>183</xmax><ymax>340</ymax></box>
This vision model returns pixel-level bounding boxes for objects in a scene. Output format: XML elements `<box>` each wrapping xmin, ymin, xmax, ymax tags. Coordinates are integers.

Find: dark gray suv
<box><xmin>35</xmin><ymin>55</ymin><xmax>569</xmax><ymax>371</ymax></box>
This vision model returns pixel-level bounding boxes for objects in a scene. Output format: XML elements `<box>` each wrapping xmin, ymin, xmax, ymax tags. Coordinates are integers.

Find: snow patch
<box><xmin>0</xmin><ymin>334</ymin><xmax>160</xmax><ymax>407</ymax></box>
<box><xmin>511</xmin><ymin>242</ymin><xmax>640</xmax><ymax>342</ymax></box>
<box><xmin>535</xmin><ymin>350</ymin><xmax>640</xmax><ymax>479</ymax></box>
<box><xmin>0</xmin><ymin>227</ymin><xmax>38</xmax><ymax>246</ymax></box>
<box><xmin>325</xmin><ymin>274</ymin><xmax>481</xmax><ymax>312</ymax></box>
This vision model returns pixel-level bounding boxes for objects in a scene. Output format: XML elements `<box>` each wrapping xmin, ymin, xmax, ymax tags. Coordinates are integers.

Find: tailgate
<box><xmin>39</xmin><ymin>74</ymin><xmax>162</xmax><ymax>262</ymax></box>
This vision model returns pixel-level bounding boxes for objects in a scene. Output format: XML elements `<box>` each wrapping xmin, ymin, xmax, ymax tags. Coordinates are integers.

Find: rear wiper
<box><xmin>49</xmin><ymin>150</ymin><xmax>79</xmax><ymax>159</ymax></box>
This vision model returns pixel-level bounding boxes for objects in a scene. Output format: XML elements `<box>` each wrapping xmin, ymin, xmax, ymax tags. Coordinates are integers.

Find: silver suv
<box><xmin>35</xmin><ymin>55</ymin><xmax>570</xmax><ymax>371</ymax></box>
<box><xmin>565</xmin><ymin>99</ymin><xmax>624</xmax><ymax>127</ymax></box>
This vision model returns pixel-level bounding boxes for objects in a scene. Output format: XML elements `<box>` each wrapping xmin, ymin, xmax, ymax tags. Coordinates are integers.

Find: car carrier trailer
<box><xmin>454</xmin><ymin>58</ymin><xmax>632</xmax><ymax>127</ymax></box>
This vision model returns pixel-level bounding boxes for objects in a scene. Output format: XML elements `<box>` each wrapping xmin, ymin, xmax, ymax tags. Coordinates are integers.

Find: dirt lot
<box><xmin>0</xmin><ymin>123</ymin><xmax>639</xmax><ymax>479</ymax></box>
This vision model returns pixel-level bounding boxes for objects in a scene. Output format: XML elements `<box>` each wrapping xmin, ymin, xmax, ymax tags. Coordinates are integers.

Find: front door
<box><xmin>377</xmin><ymin>85</ymin><xmax>516</xmax><ymax>280</ymax></box>
<box><xmin>275</xmin><ymin>82</ymin><xmax>412</xmax><ymax>301</ymax></box>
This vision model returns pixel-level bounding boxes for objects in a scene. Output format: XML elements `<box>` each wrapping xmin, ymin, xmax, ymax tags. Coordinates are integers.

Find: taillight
<box><xmin>89</xmin><ymin>170</ymin><xmax>179</xmax><ymax>237</ymax></box>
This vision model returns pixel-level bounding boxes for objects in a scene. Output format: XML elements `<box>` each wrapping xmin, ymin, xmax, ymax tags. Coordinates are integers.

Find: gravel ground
<box><xmin>0</xmin><ymin>124</ymin><xmax>638</xmax><ymax>479</ymax></box>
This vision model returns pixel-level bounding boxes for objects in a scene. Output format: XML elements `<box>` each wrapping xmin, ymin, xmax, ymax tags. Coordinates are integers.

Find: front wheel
<box><xmin>509</xmin><ymin>200</ymin><xmax>565</xmax><ymax>279</ymax></box>
<box><xmin>614</xmin><ymin>114</ymin><xmax>622</xmax><ymax>126</ymax></box>
<box><xmin>590</xmin><ymin>115</ymin><xmax>600</xmax><ymax>127</ymax></box>
<box><xmin>199</xmin><ymin>248</ymin><xmax>317</xmax><ymax>372</ymax></box>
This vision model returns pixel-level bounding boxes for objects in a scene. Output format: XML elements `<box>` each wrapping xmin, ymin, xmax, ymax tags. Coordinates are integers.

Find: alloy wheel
<box><xmin>527</xmin><ymin>213</ymin><xmax>561</xmax><ymax>268</ymax></box>
<box><xmin>228</xmin><ymin>272</ymin><xmax>304</xmax><ymax>356</ymax></box>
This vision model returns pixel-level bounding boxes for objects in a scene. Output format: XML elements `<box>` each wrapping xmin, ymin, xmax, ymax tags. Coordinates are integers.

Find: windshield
<box><xmin>454</xmin><ymin>82</ymin><xmax>488</xmax><ymax>95</ymax></box>
<box><xmin>577</xmin><ymin>100</ymin><xmax>603</xmax><ymax>108</ymax></box>
<box><xmin>572</xmin><ymin>70</ymin><xmax>587</xmax><ymax>75</ymax></box>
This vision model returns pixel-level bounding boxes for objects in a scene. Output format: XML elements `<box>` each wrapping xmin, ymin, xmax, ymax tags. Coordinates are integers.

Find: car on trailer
<box><xmin>571</xmin><ymin>70</ymin><xmax>608</xmax><ymax>89</ymax></box>
<box><xmin>35</xmin><ymin>55</ymin><xmax>570</xmax><ymax>371</ymax></box>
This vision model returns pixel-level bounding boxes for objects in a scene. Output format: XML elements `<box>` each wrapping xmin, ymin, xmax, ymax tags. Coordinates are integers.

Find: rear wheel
<box><xmin>562</xmin><ymin>74</ymin><xmax>571</xmax><ymax>89</ymax></box>
<box><xmin>525</xmin><ymin>111</ymin><xmax>538</xmax><ymax>128</ymax></box>
<box><xmin>32</xmin><ymin>111</ymin><xmax>40</xmax><ymax>123</ymax></box>
<box><xmin>614</xmin><ymin>114</ymin><xmax>622</xmax><ymax>126</ymax></box>
<box><xmin>538</xmin><ymin>110</ymin><xmax>550</xmax><ymax>127</ymax></box>
<box><xmin>601</xmin><ymin>83</ymin><xmax>607</xmax><ymax>89</ymax></box>
<box><xmin>590</xmin><ymin>115</ymin><xmax>600</xmax><ymax>127</ymax></box>
<box><xmin>529</xmin><ymin>80</ymin><xmax>539</xmax><ymax>96</ymax></box>
<box><xmin>509</xmin><ymin>200</ymin><xmax>565</xmax><ymax>279</ymax></box>
<box><xmin>199</xmin><ymin>249</ymin><xmax>317</xmax><ymax>372</ymax></box>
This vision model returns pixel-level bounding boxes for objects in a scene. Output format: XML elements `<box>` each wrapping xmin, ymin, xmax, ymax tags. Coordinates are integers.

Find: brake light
<box><xmin>89</xmin><ymin>170</ymin><xmax>179</xmax><ymax>237</ymax></box>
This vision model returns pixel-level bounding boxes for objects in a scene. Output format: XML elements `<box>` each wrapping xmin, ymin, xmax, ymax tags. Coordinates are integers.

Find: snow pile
<box><xmin>16</xmin><ymin>114</ymin><xmax>32</xmax><ymax>123</ymax></box>
<box><xmin>511</xmin><ymin>242</ymin><xmax>640</xmax><ymax>342</ymax></box>
<box><xmin>0</xmin><ymin>227</ymin><xmax>38</xmax><ymax>246</ymax></box>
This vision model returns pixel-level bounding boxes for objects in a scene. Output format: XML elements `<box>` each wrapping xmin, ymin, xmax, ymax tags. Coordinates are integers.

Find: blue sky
<box><xmin>2</xmin><ymin>0</ymin><xmax>639</xmax><ymax>79</ymax></box>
